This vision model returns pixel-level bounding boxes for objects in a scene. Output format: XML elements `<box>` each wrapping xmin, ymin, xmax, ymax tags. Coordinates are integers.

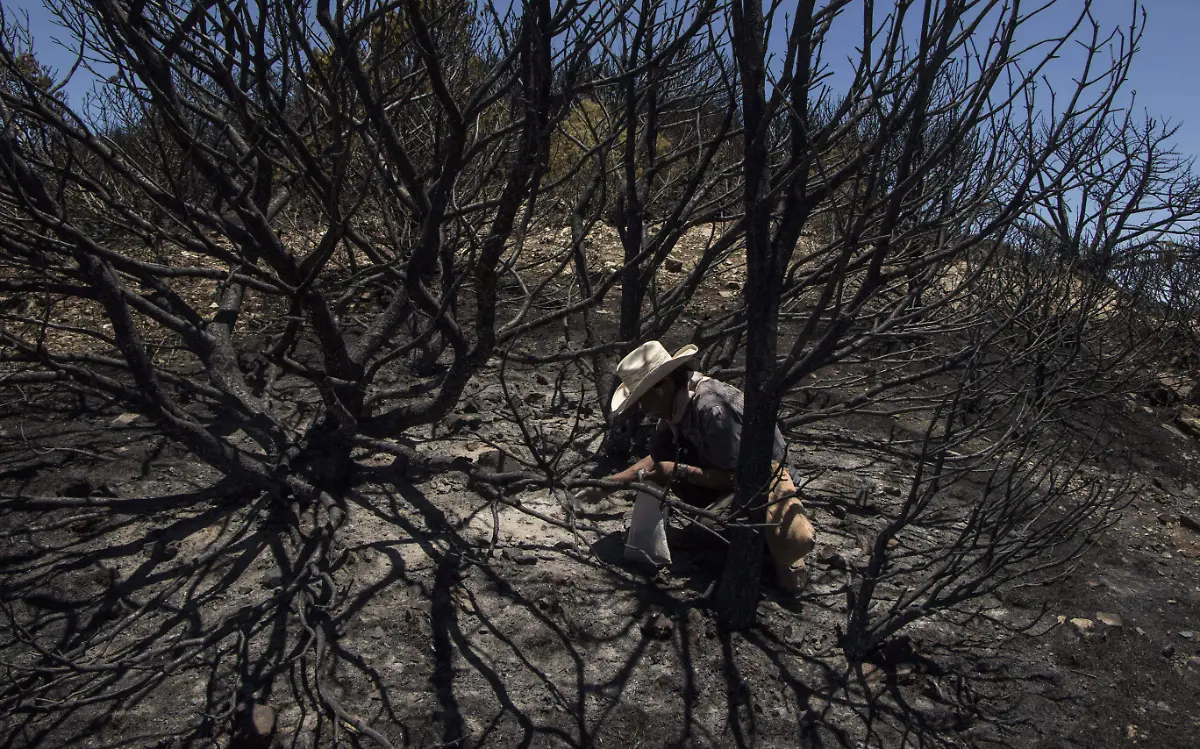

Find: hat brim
<box><xmin>610</xmin><ymin>344</ymin><xmax>698</xmax><ymax>416</ymax></box>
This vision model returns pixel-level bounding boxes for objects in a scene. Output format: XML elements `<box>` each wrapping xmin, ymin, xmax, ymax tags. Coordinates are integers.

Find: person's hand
<box><xmin>572</xmin><ymin>485</ymin><xmax>610</xmax><ymax>505</ymax></box>
<box><xmin>639</xmin><ymin>461</ymin><xmax>677</xmax><ymax>485</ymax></box>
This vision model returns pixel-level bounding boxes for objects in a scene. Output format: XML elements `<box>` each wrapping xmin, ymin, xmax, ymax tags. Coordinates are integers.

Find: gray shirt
<box><xmin>653</xmin><ymin>373</ymin><xmax>788</xmax><ymax>471</ymax></box>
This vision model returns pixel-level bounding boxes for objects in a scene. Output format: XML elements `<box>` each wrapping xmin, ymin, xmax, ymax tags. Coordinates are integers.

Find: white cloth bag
<box><xmin>624</xmin><ymin>491</ymin><xmax>671</xmax><ymax>565</ymax></box>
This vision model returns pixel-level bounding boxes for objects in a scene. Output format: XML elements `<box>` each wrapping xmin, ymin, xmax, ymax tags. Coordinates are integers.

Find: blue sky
<box><xmin>1102</xmin><ymin>0</ymin><xmax>1200</xmax><ymax>161</ymax></box>
<box><xmin>5</xmin><ymin>0</ymin><xmax>1199</xmax><ymax>163</ymax></box>
<box><xmin>1029</xmin><ymin>0</ymin><xmax>1199</xmax><ymax>163</ymax></box>
<box><xmin>788</xmin><ymin>1</ymin><xmax>1200</xmax><ymax>164</ymax></box>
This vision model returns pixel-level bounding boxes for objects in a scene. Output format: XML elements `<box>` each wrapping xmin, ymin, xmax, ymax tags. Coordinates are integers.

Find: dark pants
<box><xmin>651</xmin><ymin>427</ymin><xmax>814</xmax><ymax>589</ymax></box>
<box><xmin>650</xmin><ymin>429</ymin><xmax>733</xmax><ymax>546</ymax></box>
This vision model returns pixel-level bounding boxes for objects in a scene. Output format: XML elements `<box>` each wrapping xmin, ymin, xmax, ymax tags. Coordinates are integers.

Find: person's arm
<box><xmin>573</xmin><ymin>455</ymin><xmax>656</xmax><ymax>504</ymax></box>
<box><xmin>609</xmin><ymin>454</ymin><xmax>655</xmax><ymax>483</ymax></box>
<box><xmin>671</xmin><ymin>462</ymin><xmax>735</xmax><ymax>492</ymax></box>
<box><xmin>643</xmin><ymin>460</ymin><xmax>734</xmax><ymax>492</ymax></box>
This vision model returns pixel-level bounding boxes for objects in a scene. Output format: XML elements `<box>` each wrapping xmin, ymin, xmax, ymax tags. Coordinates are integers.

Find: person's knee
<box><xmin>792</xmin><ymin>512</ymin><xmax>815</xmax><ymax>547</ymax></box>
<box><xmin>776</xmin><ymin>507</ymin><xmax>814</xmax><ymax>557</ymax></box>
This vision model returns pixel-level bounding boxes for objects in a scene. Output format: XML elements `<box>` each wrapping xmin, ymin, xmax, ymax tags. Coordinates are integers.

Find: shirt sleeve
<box><xmin>694</xmin><ymin>390</ymin><xmax>790</xmax><ymax>471</ymax></box>
<box><xmin>697</xmin><ymin>401</ymin><xmax>741</xmax><ymax>471</ymax></box>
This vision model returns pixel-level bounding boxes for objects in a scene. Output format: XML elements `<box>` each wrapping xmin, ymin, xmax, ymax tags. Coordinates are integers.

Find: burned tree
<box><xmin>711</xmin><ymin>0</ymin><xmax>1192</xmax><ymax>630</ymax></box>
<box><xmin>2</xmin><ymin>0</ymin><xmax>1198</xmax><ymax>743</ymax></box>
<box><xmin>0</xmin><ymin>0</ymin><xmax>596</xmax><ymax>741</ymax></box>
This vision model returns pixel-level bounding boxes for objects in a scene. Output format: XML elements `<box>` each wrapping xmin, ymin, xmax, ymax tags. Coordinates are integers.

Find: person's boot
<box><xmin>774</xmin><ymin>559</ymin><xmax>809</xmax><ymax>595</ymax></box>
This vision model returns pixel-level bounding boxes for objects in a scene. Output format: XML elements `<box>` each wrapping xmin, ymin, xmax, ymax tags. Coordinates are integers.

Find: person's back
<box><xmin>654</xmin><ymin>372</ymin><xmax>788</xmax><ymax>474</ymax></box>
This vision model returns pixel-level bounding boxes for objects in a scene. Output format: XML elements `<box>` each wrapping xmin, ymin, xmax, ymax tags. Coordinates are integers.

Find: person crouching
<box><xmin>575</xmin><ymin>341</ymin><xmax>815</xmax><ymax>592</ymax></box>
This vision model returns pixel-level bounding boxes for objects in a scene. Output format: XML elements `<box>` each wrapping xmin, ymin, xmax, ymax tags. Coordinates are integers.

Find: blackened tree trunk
<box><xmin>718</xmin><ymin>0</ymin><xmax>822</xmax><ymax>629</ymax></box>
<box><xmin>716</xmin><ymin>0</ymin><xmax>773</xmax><ymax>629</ymax></box>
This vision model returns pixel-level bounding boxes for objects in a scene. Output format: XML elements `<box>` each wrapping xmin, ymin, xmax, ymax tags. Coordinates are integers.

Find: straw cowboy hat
<box><xmin>611</xmin><ymin>341</ymin><xmax>698</xmax><ymax>416</ymax></box>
